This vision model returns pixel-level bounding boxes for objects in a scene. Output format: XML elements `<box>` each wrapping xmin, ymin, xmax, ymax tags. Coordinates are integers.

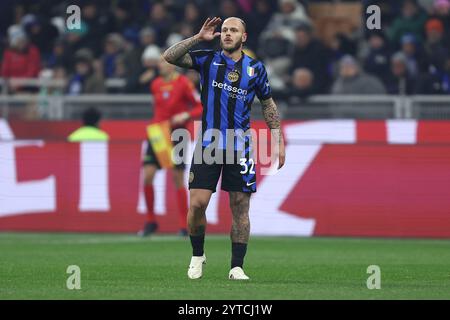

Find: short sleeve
<box><xmin>255</xmin><ymin>63</ymin><xmax>272</xmax><ymax>101</ymax></box>
<box><xmin>188</xmin><ymin>49</ymin><xmax>215</xmax><ymax>72</ymax></box>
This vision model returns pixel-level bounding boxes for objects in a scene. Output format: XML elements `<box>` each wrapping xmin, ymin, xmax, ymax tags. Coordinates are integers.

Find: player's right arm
<box><xmin>162</xmin><ymin>17</ymin><xmax>222</xmax><ymax>68</ymax></box>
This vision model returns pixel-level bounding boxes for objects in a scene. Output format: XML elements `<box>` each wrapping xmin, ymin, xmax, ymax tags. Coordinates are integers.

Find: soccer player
<box><xmin>163</xmin><ymin>17</ymin><xmax>286</xmax><ymax>280</ymax></box>
<box><xmin>139</xmin><ymin>57</ymin><xmax>202</xmax><ymax>237</ymax></box>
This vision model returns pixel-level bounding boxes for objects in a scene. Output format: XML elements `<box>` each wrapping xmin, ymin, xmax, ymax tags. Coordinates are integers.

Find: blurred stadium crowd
<box><xmin>0</xmin><ymin>0</ymin><xmax>450</xmax><ymax>101</ymax></box>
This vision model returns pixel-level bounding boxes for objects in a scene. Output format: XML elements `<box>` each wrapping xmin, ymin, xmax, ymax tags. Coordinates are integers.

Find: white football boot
<box><xmin>187</xmin><ymin>254</ymin><xmax>206</xmax><ymax>279</ymax></box>
<box><xmin>228</xmin><ymin>266</ymin><xmax>250</xmax><ymax>280</ymax></box>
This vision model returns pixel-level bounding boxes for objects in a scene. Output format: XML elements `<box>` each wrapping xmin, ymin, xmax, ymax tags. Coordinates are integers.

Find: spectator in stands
<box><xmin>416</xmin><ymin>63</ymin><xmax>450</xmax><ymax>95</ymax></box>
<box><xmin>46</xmin><ymin>38</ymin><xmax>70</xmax><ymax>70</ymax></box>
<box><xmin>290</xmin><ymin>23</ymin><xmax>332</xmax><ymax>94</ymax></box>
<box><xmin>122</xmin><ymin>27</ymin><xmax>158</xmax><ymax>93</ymax></box>
<box><xmin>414</xmin><ymin>15</ymin><xmax>450</xmax><ymax>94</ymax></box>
<box><xmin>431</xmin><ymin>0</ymin><xmax>450</xmax><ymax>38</ymax></box>
<box><xmin>416</xmin><ymin>56</ymin><xmax>450</xmax><ymax>94</ymax></box>
<box><xmin>258</xmin><ymin>30</ymin><xmax>292</xmax><ymax>91</ymax></box>
<box><xmin>1</xmin><ymin>25</ymin><xmax>41</xmax><ymax>93</ymax></box>
<box><xmin>166</xmin><ymin>23</ymin><xmax>192</xmax><ymax>48</ymax></box>
<box><xmin>102</xmin><ymin>33</ymin><xmax>125</xmax><ymax>79</ymax></box>
<box><xmin>385</xmin><ymin>52</ymin><xmax>417</xmax><ymax>94</ymax></box>
<box><xmin>147</xmin><ymin>2</ymin><xmax>174</xmax><ymax>47</ymax></box>
<box><xmin>388</xmin><ymin>0</ymin><xmax>428</xmax><ymax>45</ymax></box>
<box><xmin>4</xmin><ymin>0</ymin><xmax>450</xmax><ymax>103</ymax></box>
<box><xmin>275</xmin><ymin>68</ymin><xmax>317</xmax><ymax>104</ymax></box>
<box><xmin>21</xmin><ymin>14</ymin><xmax>58</xmax><ymax>58</ymax></box>
<box><xmin>39</xmin><ymin>67</ymin><xmax>66</xmax><ymax>96</ymax></box>
<box><xmin>259</xmin><ymin>25</ymin><xmax>292</xmax><ymax>61</ymax></box>
<box><xmin>125</xmin><ymin>26</ymin><xmax>157</xmax><ymax>70</ymax></box>
<box><xmin>113</xmin><ymin>55</ymin><xmax>127</xmax><ymax>80</ymax></box>
<box><xmin>64</xmin><ymin>21</ymin><xmax>89</xmax><ymax>71</ymax></box>
<box><xmin>363</xmin><ymin>30</ymin><xmax>392</xmax><ymax>83</ymax></box>
<box><xmin>68</xmin><ymin>107</ymin><xmax>109</xmax><ymax>142</ymax></box>
<box><xmin>400</xmin><ymin>33</ymin><xmax>428</xmax><ymax>76</ymax></box>
<box><xmin>262</xmin><ymin>0</ymin><xmax>310</xmax><ymax>44</ymax></box>
<box><xmin>329</xmin><ymin>32</ymin><xmax>358</xmax><ymax>63</ymax></box>
<box><xmin>219</xmin><ymin>0</ymin><xmax>243</xmax><ymax>18</ymax></box>
<box><xmin>245</xmin><ymin>0</ymin><xmax>273</xmax><ymax>50</ymax></box>
<box><xmin>423</xmin><ymin>18</ymin><xmax>449</xmax><ymax>72</ymax></box>
<box><xmin>183</xmin><ymin>2</ymin><xmax>204</xmax><ymax>33</ymax></box>
<box><xmin>165</xmin><ymin>20</ymin><xmax>196</xmax><ymax>48</ymax></box>
<box><xmin>139</xmin><ymin>27</ymin><xmax>157</xmax><ymax>49</ymax></box>
<box><xmin>50</xmin><ymin>17</ymin><xmax>66</xmax><ymax>36</ymax></box>
<box><xmin>331</xmin><ymin>55</ymin><xmax>386</xmax><ymax>94</ymax></box>
<box><xmin>418</xmin><ymin>0</ymin><xmax>436</xmax><ymax>13</ymax></box>
<box><xmin>138</xmin><ymin>45</ymin><xmax>161</xmax><ymax>93</ymax></box>
<box><xmin>37</xmin><ymin>67</ymin><xmax>67</xmax><ymax>119</ymax></box>
<box><xmin>67</xmin><ymin>49</ymin><xmax>105</xmax><ymax>95</ymax></box>
<box><xmin>81</xmin><ymin>1</ymin><xmax>110</xmax><ymax>57</ymax></box>
<box><xmin>108</xmin><ymin>0</ymin><xmax>137</xmax><ymax>34</ymax></box>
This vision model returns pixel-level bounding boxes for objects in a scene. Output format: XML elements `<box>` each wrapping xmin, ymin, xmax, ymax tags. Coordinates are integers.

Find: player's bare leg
<box><xmin>139</xmin><ymin>164</ymin><xmax>158</xmax><ymax>236</ymax></box>
<box><xmin>172</xmin><ymin>168</ymin><xmax>188</xmax><ymax>236</ymax></box>
<box><xmin>187</xmin><ymin>189</ymin><xmax>212</xmax><ymax>279</ymax></box>
<box><xmin>228</xmin><ymin>191</ymin><xmax>251</xmax><ymax>280</ymax></box>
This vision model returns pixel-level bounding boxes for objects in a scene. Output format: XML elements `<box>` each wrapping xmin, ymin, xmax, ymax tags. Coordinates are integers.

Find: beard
<box><xmin>220</xmin><ymin>38</ymin><xmax>243</xmax><ymax>53</ymax></box>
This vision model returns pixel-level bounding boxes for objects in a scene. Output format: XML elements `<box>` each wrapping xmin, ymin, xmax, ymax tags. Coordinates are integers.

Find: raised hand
<box><xmin>197</xmin><ymin>17</ymin><xmax>222</xmax><ymax>41</ymax></box>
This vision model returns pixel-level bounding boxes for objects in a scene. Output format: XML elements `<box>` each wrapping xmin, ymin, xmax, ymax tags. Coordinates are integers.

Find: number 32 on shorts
<box><xmin>239</xmin><ymin>158</ymin><xmax>256</xmax><ymax>175</ymax></box>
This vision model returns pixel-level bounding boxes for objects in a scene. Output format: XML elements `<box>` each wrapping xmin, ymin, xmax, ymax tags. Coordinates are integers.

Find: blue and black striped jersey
<box><xmin>188</xmin><ymin>49</ymin><xmax>272</xmax><ymax>150</ymax></box>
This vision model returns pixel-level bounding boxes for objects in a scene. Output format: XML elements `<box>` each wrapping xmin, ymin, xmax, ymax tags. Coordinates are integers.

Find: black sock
<box><xmin>231</xmin><ymin>242</ymin><xmax>247</xmax><ymax>268</ymax></box>
<box><xmin>190</xmin><ymin>234</ymin><xmax>205</xmax><ymax>256</ymax></box>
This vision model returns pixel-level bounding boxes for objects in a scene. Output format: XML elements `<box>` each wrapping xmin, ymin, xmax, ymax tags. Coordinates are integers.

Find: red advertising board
<box><xmin>1</xmin><ymin>119</ymin><xmax>450</xmax><ymax>237</ymax></box>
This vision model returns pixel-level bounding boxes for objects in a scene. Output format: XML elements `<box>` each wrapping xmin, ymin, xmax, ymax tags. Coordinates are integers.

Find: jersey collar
<box><xmin>220</xmin><ymin>50</ymin><xmax>244</xmax><ymax>65</ymax></box>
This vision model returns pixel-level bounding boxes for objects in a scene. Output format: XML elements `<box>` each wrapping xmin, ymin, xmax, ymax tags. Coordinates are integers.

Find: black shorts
<box><xmin>142</xmin><ymin>136</ymin><xmax>186</xmax><ymax>170</ymax></box>
<box><xmin>188</xmin><ymin>146</ymin><xmax>256</xmax><ymax>193</ymax></box>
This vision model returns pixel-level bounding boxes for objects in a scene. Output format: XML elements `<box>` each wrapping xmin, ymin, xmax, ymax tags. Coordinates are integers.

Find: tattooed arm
<box><xmin>163</xmin><ymin>17</ymin><xmax>222</xmax><ymax>68</ymax></box>
<box><xmin>162</xmin><ymin>36</ymin><xmax>200</xmax><ymax>68</ymax></box>
<box><xmin>261</xmin><ymin>98</ymin><xmax>286</xmax><ymax>169</ymax></box>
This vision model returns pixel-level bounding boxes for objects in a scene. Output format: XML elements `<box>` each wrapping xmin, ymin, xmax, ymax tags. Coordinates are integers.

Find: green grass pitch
<box><xmin>1</xmin><ymin>232</ymin><xmax>449</xmax><ymax>299</ymax></box>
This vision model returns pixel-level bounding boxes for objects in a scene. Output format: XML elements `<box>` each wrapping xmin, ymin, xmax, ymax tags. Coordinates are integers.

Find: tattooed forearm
<box><xmin>261</xmin><ymin>98</ymin><xmax>282</xmax><ymax>143</ymax></box>
<box><xmin>162</xmin><ymin>35</ymin><xmax>201</xmax><ymax>68</ymax></box>
<box><xmin>261</xmin><ymin>98</ymin><xmax>280</xmax><ymax>129</ymax></box>
<box><xmin>229</xmin><ymin>192</ymin><xmax>250</xmax><ymax>243</ymax></box>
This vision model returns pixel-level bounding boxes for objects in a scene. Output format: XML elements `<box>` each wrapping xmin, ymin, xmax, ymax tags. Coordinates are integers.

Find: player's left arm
<box><xmin>256</xmin><ymin>63</ymin><xmax>285</xmax><ymax>169</ymax></box>
<box><xmin>261</xmin><ymin>98</ymin><xmax>285</xmax><ymax>169</ymax></box>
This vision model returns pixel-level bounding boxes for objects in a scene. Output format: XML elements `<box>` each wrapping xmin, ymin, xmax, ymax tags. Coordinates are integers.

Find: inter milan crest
<box><xmin>227</xmin><ymin>70</ymin><xmax>240</xmax><ymax>82</ymax></box>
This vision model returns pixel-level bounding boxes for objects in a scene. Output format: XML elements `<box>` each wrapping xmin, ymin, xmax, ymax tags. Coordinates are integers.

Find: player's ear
<box><xmin>242</xmin><ymin>32</ymin><xmax>247</xmax><ymax>43</ymax></box>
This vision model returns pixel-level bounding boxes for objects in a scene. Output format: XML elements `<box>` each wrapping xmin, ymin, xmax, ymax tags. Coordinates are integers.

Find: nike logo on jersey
<box><xmin>213</xmin><ymin>62</ymin><xmax>225</xmax><ymax>66</ymax></box>
<box><xmin>246</xmin><ymin>182</ymin><xmax>256</xmax><ymax>186</ymax></box>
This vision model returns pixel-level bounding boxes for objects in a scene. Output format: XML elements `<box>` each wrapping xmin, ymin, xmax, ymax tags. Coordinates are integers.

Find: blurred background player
<box><xmin>139</xmin><ymin>57</ymin><xmax>202</xmax><ymax>237</ymax></box>
<box><xmin>68</xmin><ymin>107</ymin><xmax>109</xmax><ymax>142</ymax></box>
